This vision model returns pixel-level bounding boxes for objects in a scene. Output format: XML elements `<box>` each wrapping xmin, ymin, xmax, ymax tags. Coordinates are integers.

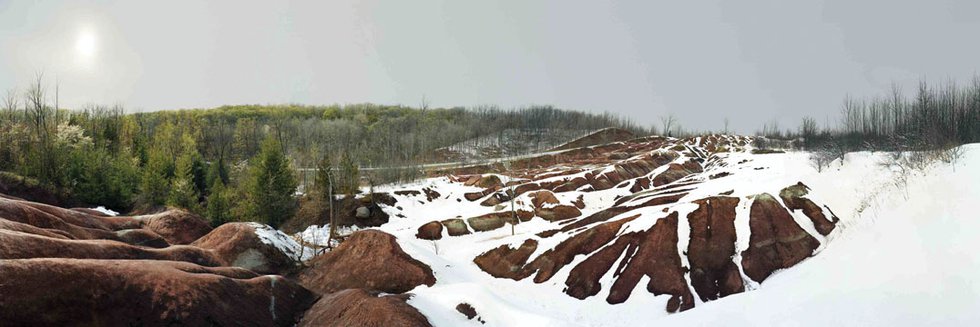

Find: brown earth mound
<box><xmin>686</xmin><ymin>197</ymin><xmax>744</xmax><ymax>301</ymax></box>
<box><xmin>0</xmin><ymin>258</ymin><xmax>316</xmax><ymax>327</ymax></box>
<box><xmin>137</xmin><ymin>209</ymin><xmax>212</xmax><ymax>245</ymax></box>
<box><xmin>741</xmin><ymin>193</ymin><xmax>820</xmax><ymax>282</ymax></box>
<box><xmin>780</xmin><ymin>182</ymin><xmax>838</xmax><ymax>236</ymax></box>
<box><xmin>0</xmin><ymin>229</ymin><xmax>219</xmax><ymax>266</ymax></box>
<box><xmin>298</xmin><ymin>289</ymin><xmax>431</xmax><ymax>327</ymax></box>
<box><xmin>192</xmin><ymin>223</ymin><xmax>299</xmax><ymax>275</ymax></box>
<box><xmin>298</xmin><ymin>230</ymin><xmax>436</xmax><ymax>294</ymax></box>
<box><xmin>416</xmin><ymin>221</ymin><xmax>444</xmax><ymax>240</ymax></box>
<box><xmin>551</xmin><ymin>128</ymin><xmax>636</xmax><ymax>151</ymax></box>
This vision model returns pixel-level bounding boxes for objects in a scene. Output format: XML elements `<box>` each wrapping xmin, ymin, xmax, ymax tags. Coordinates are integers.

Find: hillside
<box><xmin>302</xmin><ymin>136</ymin><xmax>979</xmax><ymax>325</ymax></box>
<box><xmin>1</xmin><ymin>134</ymin><xmax>976</xmax><ymax>326</ymax></box>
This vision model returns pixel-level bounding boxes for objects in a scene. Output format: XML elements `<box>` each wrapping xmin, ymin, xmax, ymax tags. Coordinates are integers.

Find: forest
<box><xmin>0</xmin><ymin>75</ymin><xmax>644</xmax><ymax>227</ymax></box>
<box><xmin>2</xmin><ymin>74</ymin><xmax>978</xmax><ymax>229</ymax></box>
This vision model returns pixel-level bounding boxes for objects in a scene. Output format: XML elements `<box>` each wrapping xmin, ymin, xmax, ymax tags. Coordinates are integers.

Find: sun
<box><xmin>75</xmin><ymin>28</ymin><xmax>97</xmax><ymax>59</ymax></box>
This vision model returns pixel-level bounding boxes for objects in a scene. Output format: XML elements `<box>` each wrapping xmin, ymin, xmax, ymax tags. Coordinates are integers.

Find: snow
<box><xmin>290</xmin><ymin>138</ymin><xmax>980</xmax><ymax>326</ymax></box>
<box><xmin>660</xmin><ymin>144</ymin><xmax>980</xmax><ymax>326</ymax></box>
<box><xmin>296</xmin><ymin>224</ymin><xmax>360</xmax><ymax>248</ymax></box>
<box><xmin>248</xmin><ymin>222</ymin><xmax>316</xmax><ymax>261</ymax></box>
<box><xmin>90</xmin><ymin>206</ymin><xmax>119</xmax><ymax>216</ymax></box>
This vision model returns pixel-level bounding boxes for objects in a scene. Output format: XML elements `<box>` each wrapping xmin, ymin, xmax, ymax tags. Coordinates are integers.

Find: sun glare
<box><xmin>75</xmin><ymin>28</ymin><xmax>97</xmax><ymax>59</ymax></box>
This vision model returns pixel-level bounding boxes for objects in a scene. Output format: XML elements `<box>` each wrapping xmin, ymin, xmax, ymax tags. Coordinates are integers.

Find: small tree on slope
<box><xmin>245</xmin><ymin>135</ymin><xmax>298</xmax><ymax>228</ymax></box>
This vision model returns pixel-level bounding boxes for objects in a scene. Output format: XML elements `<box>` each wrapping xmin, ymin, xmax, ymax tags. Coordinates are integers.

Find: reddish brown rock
<box><xmin>299</xmin><ymin>230</ymin><xmax>435</xmax><ymax>294</ymax></box>
<box><xmin>192</xmin><ymin>223</ymin><xmax>299</xmax><ymax>275</ymax></box>
<box><xmin>441</xmin><ymin>218</ymin><xmax>471</xmax><ymax>236</ymax></box>
<box><xmin>0</xmin><ymin>258</ymin><xmax>315</xmax><ymax>327</ymax></box>
<box><xmin>464</xmin><ymin>191</ymin><xmax>488</xmax><ymax>202</ymax></box>
<box><xmin>605</xmin><ymin>212</ymin><xmax>693</xmax><ymax>311</ymax></box>
<box><xmin>528</xmin><ymin>215</ymin><xmax>640</xmax><ymax>284</ymax></box>
<box><xmin>137</xmin><ymin>209</ymin><xmax>212</xmax><ymax>245</ymax></box>
<box><xmin>686</xmin><ymin>197</ymin><xmax>744</xmax><ymax>301</ymax></box>
<box><xmin>466</xmin><ymin>211</ymin><xmax>533</xmax><ymax>232</ymax></box>
<box><xmin>529</xmin><ymin>190</ymin><xmax>560</xmax><ymax>209</ymax></box>
<box><xmin>0</xmin><ymin>197</ymin><xmax>119</xmax><ymax>239</ymax></box>
<box><xmin>475</xmin><ymin>175</ymin><xmax>503</xmax><ymax>189</ymax></box>
<box><xmin>780</xmin><ymin>182</ymin><xmax>838</xmax><ymax>236</ymax></box>
<box><xmin>651</xmin><ymin>163</ymin><xmax>695</xmax><ymax>187</ymax></box>
<box><xmin>467</xmin><ymin>214</ymin><xmax>506</xmax><ymax>232</ymax></box>
<box><xmin>535</xmin><ymin>205</ymin><xmax>582</xmax><ymax>221</ymax></box>
<box><xmin>741</xmin><ymin>193</ymin><xmax>820</xmax><ymax>283</ymax></box>
<box><xmin>558</xmin><ymin>212</ymin><xmax>694</xmax><ymax>312</ymax></box>
<box><xmin>0</xmin><ymin>217</ymin><xmax>72</xmax><ymax>239</ymax></box>
<box><xmin>115</xmin><ymin>228</ymin><xmax>170</xmax><ymax>248</ymax></box>
<box><xmin>422</xmin><ymin>187</ymin><xmax>441</xmax><ymax>202</ymax></box>
<box><xmin>473</xmin><ymin>239</ymin><xmax>539</xmax><ymax>280</ymax></box>
<box><xmin>553</xmin><ymin>176</ymin><xmax>588</xmax><ymax>193</ymax></box>
<box><xmin>416</xmin><ymin>221</ymin><xmax>444</xmax><ymax>240</ymax></box>
<box><xmin>0</xmin><ymin>229</ymin><xmax>219</xmax><ymax>266</ymax></box>
<box><xmin>572</xmin><ymin>194</ymin><xmax>586</xmax><ymax>209</ymax></box>
<box><xmin>69</xmin><ymin>208</ymin><xmax>112</xmax><ymax>217</ymax></box>
<box><xmin>455</xmin><ymin>303</ymin><xmax>485</xmax><ymax>324</ymax></box>
<box><xmin>551</xmin><ymin>128</ymin><xmax>636</xmax><ymax>151</ymax></box>
<box><xmin>629</xmin><ymin>177</ymin><xmax>651</xmax><ymax>193</ymax></box>
<box><xmin>298</xmin><ymin>289</ymin><xmax>431</xmax><ymax>327</ymax></box>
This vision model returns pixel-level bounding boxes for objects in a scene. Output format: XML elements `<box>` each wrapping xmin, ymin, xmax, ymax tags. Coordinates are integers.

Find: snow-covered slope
<box><xmin>301</xmin><ymin>136</ymin><xmax>979</xmax><ymax>326</ymax></box>
<box><xmin>661</xmin><ymin>144</ymin><xmax>980</xmax><ymax>326</ymax></box>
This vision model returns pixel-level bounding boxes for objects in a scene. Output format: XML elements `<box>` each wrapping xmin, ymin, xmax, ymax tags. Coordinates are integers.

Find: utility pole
<box><xmin>327</xmin><ymin>171</ymin><xmax>335</xmax><ymax>250</ymax></box>
<box><xmin>510</xmin><ymin>184</ymin><xmax>516</xmax><ymax>236</ymax></box>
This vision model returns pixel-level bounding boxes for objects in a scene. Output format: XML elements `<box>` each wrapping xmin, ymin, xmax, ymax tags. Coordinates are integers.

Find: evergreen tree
<box><xmin>205</xmin><ymin>156</ymin><xmax>229</xmax><ymax>194</ymax></box>
<box><xmin>206</xmin><ymin>177</ymin><xmax>231</xmax><ymax>226</ymax></box>
<box><xmin>167</xmin><ymin>150</ymin><xmax>199</xmax><ymax>212</ymax></box>
<box><xmin>245</xmin><ymin>135</ymin><xmax>298</xmax><ymax>228</ymax></box>
<box><xmin>140</xmin><ymin>148</ymin><xmax>170</xmax><ymax>206</ymax></box>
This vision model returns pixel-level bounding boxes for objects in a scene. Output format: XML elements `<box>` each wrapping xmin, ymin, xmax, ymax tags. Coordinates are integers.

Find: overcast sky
<box><xmin>1</xmin><ymin>0</ymin><xmax>978</xmax><ymax>132</ymax></box>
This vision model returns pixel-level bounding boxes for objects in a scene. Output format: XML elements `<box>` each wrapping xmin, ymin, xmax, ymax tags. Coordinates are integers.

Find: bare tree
<box><xmin>660</xmin><ymin>114</ymin><xmax>676</xmax><ymax>137</ymax></box>
<box><xmin>3</xmin><ymin>88</ymin><xmax>19</xmax><ymax>120</ymax></box>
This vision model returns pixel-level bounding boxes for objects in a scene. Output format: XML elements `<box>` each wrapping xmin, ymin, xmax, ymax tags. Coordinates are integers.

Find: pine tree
<box><xmin>246</xmin><ymin>135</ymin><xmax>298</xmax><ymax>228</ymax></box>
<box><xmin>206</xmin><ymin>177</ymin><xmax>231</xmax><ymax>226</ymax></box>
<box><xmin>168</xmin><ymin>150</ymin><xmax>199</xmax><ymax>212</ymax></box>
<box><xmin>140</xmin><ymin>148</ymin><xmax>170</xmax><ymax>206</ymax></box>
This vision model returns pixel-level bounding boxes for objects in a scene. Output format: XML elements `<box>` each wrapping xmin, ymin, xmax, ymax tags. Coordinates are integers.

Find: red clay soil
<box><xmin>0</xmin><ymin>217</ymin><xmax>72</xmax><ymax>239</ymax></box>
<box><xmin>192</xmin><ymin>222</ymin><xmax>299</xmax><ymax>275</ymax></box>
<box><xmin>137</xmin><ymin>209</ymin><xmax>213</xmax><ymax>245</ymax></box>
<box><xmin>473</xmin><ymin>239</ymin><xmax>539</xmax><ymax>280</ymax></box>
<box><xmin>416</xmin><ymin>221</ymin><xmax>444</xmax><ymax>240</ymax></box>
<box><xmin>0</xmin><ymin>258</ymin><xmax>316</xmax><ymax>327</ymax></box>
<box><xmin>0</xmin><ymin>196</ymin><xmax>211</xmax><ymax>245</ymax></box>
<box><xmin>741</xmin><ymin>193</ymin><xmax>820</xmax><ymax>283</ymax></box>
<box><xmin>115</xmin><ymin>228</ymin><xmax>170</xmax><ymax>248</ymax></box>
<box><xmin>298</xmin><ymin>230</ymin><xmax>436</xmax><ymax>294</ymax></box>
<box><xmin>551</xmin><ymin>128</ymin><xmax>636</xmax><ymax>151</ymax></box>
<box><xmin>780</xmin><ymin>182</ymin><xmax>838</xmax><ymax>236</ymax></box>
<box><xmin>298</xmin><ymin>289</ymin><xmax>432</xmax><ymax>327</ymax></box>
<box><xmin>686</xmin><ymin>197</ymin><xmax>745</xmax><ymax>301</ymax></box>
<box><xmin>0</xmin><ymin>229</ymin><xmax>220</xmax><ymax>266</ymax></box>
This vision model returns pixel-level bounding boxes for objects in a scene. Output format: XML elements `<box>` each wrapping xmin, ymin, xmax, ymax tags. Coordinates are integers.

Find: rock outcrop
<box><xmin>741</xmin><ymin>193</ymin><xmax>820</xmax><ymax>282</ymax></box>
<box><xmin>299</xmin><ymin>289</ymin><xmax>432</xmax><ymax>327</ymax></box>
<box><xmin>192</xmin><ymin>222</ymin><xmax>299</xmax><ymax>275</ymax></box>
<box><xmin>0</xmin><ymin>258</ymin><xmax>316</xmax><ymax>327</ymax></box>
<box><xmin>299</xmin><ymin>230</ymin><xmax>436</xmax><ymax>294</ymax></box>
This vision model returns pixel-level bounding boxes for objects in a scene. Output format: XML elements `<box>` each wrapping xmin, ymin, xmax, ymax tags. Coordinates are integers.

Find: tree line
<box><xmin>0</xmin><ymin>75</ymin><xmax>644</xmax><ymax>229</ymax></box>
<box><xmin>750</xmin><ymin>76</ymin><xmax>980</xmax><ymax>171</ymax></box>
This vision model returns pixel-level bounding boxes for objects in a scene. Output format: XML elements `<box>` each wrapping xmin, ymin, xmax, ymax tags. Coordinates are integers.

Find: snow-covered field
<box><xmin>662</xmin><ymin>145</ymin><xmax>980</xmax><ymax>326</ymax></box>
<box><xmin>297</xmin><ymin>140</ymin><xmax>979</xmax><ymax>326</ymax></box>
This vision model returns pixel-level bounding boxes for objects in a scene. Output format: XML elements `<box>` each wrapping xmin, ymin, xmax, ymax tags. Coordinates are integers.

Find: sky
<box><xmin>1</xmin><ymin>0</ymin><xmax>979</xmax><ymax>133</ymax></box>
